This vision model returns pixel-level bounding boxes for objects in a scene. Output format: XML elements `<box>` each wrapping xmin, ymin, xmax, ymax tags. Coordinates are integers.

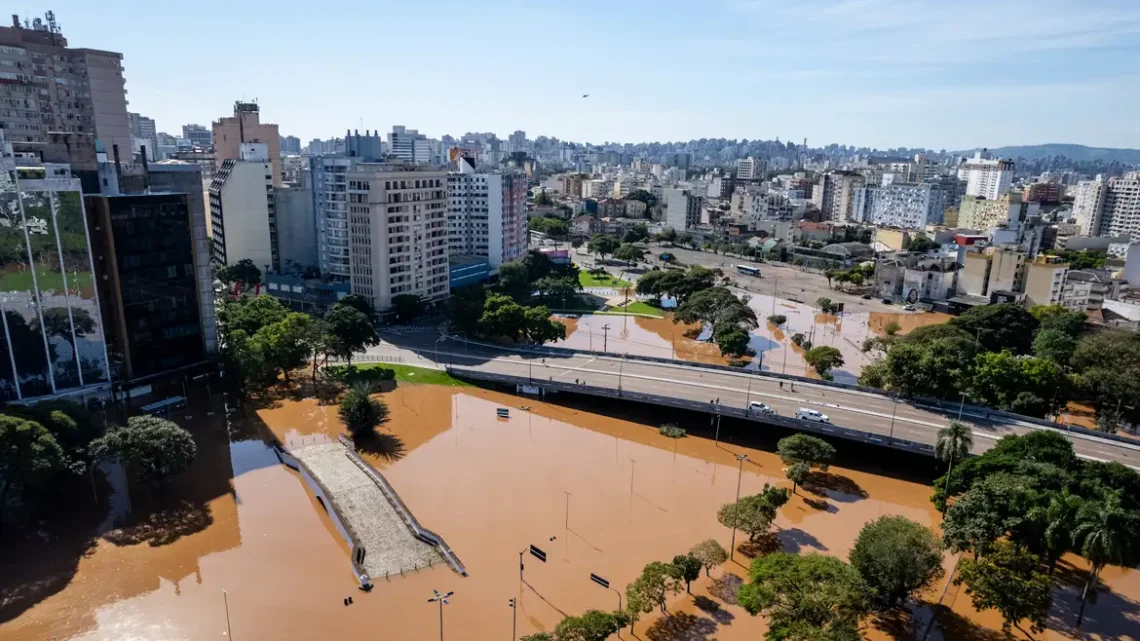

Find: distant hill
<box><xmin>959</xmin><ymin>144</ymin><xmax>1140</xmax><ymax>164</ymax></box>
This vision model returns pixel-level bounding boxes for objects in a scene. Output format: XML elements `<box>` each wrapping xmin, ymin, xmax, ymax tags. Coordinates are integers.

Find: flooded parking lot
<box><xmin>2</xmin><ymin>383</ymin><xmax>1134</xmax><ymax>641</ymax></box>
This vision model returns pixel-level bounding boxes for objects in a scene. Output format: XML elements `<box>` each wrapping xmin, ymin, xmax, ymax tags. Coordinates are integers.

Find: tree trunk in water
<box><xmin>1077</xmin><ymin>568</ymin><xmax>1099</xmax><ymax>627</ymax></box>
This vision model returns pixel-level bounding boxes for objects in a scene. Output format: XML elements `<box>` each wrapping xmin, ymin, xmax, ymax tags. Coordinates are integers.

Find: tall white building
<box><xmin>345</xmin><ymin>165</ymin><xmax>449</xmax><ymax>311</ymax></box>
<box><xmin>866</xmin><ymin>183</ymin><xmax>946</xmax><ymax>230</ymax></box>
<box><xmin>1088</xmin><ymin>172</ymin><xmax>1140</xmax><ymax>242</ymax></box>
<box><xmin>311</xmin><ymin>155</ymin><xmax>354</xmax><ymax>278</ymax></box>
<box><xmin>388</xmin><ymin>126</ymin><xmax>431</xmax><ymax>164</ymax></box>
<box><xmin>665</xmin><ymin>188</ymin><xmax>701</xmax><ymax>230</ymax></box>
<box><xmin>813</xmin><ymin>172</ymin><xmax>865</xmax><ymax>222</ymax></box>
<box><xmin>959</xmin><ymin>151</ymin><xmax>1014</xmax><ymax>200</ymax></box>
<box><xmin>1072</xmin><ymin>177</ymin><xmax>1108</xmax><ymax>236</ymax></box>
<box><xmin>209</xmin><ymin>143</ymin><xmax>278</xmax><ymax>271</ymax></box>
<box><xmin>447</xmin><ymin>159</ymin><xmax>527</xmax><ymax>269</ymax></box>
<box><xmin>736</xmin><ymin>157</ymin><xmax>757</xmax><ymax>180</ymax></box>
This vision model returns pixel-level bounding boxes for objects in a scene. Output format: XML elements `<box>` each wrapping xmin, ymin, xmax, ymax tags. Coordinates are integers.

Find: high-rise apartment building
<box><xmin>212</xmin><ymin>102</ymin><xmax>282</xmax><ymax>186</ymax></box>
<box><xmin>345</xmin><ymin>165</ymin><xmax>449</xmax><ymax>311</ymax></box>
<box><xmin>447</xmin><ymin>159</ymin><xmax>527</xmax><ymax>269</ymax></box>
<box><xmin>813</xmin><ymin>172</ymin><xmax>865</xmax><ymax>222</ymax></box>
<box><xmin>665</xmin><ymin>188</ymin><xmax>701</xmax><ymax>230</ymax></box>
<box><xmin>388</xmin><ymin>126</ymin><xmax>431</xmax><ymax>164</ymax></box>
<box><xmin>0</xmin><ymin>13</ymin><xmax>132</xmax><ymax>162</ymax></box>
<box><xmin>959</xmin><ymin>151</ymin><xmax>1014</xmax><ymax>200</ymax></box>
<box><xmin>280</xmin><ymin>135</ymin><xmax>301</xmax><ymax>155</ymax></box>
<box><xmin>865</xmin><ymin>183</ymin><xmax>946</xmax><ymax>230</ymax></box>
<box><xmin>182</xmin><ymin>124</ymin><xmax>212</xmax><ymax>148</ymax></box>
<box><xmin>0</xmin><ymin>142</ymin><xmax>111</xmax><ymax>402</ymax></box>
<box><xmin>958</xmin><ymin>193</ymin><xmax>1025</xmax><ymax>231</ymax></box>
<box><xmin>311</xmin><ymin>155</ymin><xmax>354</xmax><ymax>278</ymax></box>
<box><xmin>209</xmin><ymin>143</ymin><xmax>278</xmax><ymax>271</ymax></box>
<box><xmin>276</xmin><ymin>182</ymin><xmax>317</xmax><ymax>269</ymax></box>
<box><xmin>345</xmin><ymin>130</ymin><xmax>384</xmax><ymax>161</ymax></box>
<box><xmin>508</xmin><ymin>130</ymin><xmax>527</xmax><ymax>149</ymax></box>
<box><xmin>1073</xmin><ymin>172</ymin><xmax>1140</xmax><ymax>242</ymax></box>
<box><xmin>128</xmin><ymin>112</ymin><xmax>157</xmax><ymax>160</ymax></box>
<box><xmin>736</xmin><ymin>157</ymin><xmax>757</xmax><ymax>180</ymax></box>
<box><xmin>1023</xmin><ymin>255</ymin><xmax>1069</xmax><ymax>307</ymax></box>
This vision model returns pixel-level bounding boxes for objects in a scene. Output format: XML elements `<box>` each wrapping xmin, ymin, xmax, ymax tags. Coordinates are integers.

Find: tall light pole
<box><xmin>745</xmin><ymin>377</ymin><xmax>753</xmax><ymax>407</ymax></box>
<box><xmin>729</xmin><ymin>454</ymin><xmax>748</xmax><ymax>560</ymax></box>
<box><xmin>957</xmin><ymin>391</ymin><xmax>968</xmax><ymax>420</ymax></box>
<box><xmin>601</xmin><ymin>324</ymin><xmax>611</xmax><ymax>352</ymax></box>
<box><xmin>428</xmin><ymin>589</ymin><xmax>453</xmax><ymax>641</ymax></box>
<box><xmin>889</xmin><ymin>392</ymin><xmax>898</xmax><ymax>442</ymax></box>
<box><xmin>509</xmin><ymin>597</ymin><xmax>517</xmax><ymax>641</ymax></box>
<box><xmin>713</xmin><ymin>403</ymin><xmax>723</xmax><ymax>445</ymax></box>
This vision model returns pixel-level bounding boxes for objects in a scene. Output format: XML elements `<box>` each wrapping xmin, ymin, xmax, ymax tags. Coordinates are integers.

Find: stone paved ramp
<box><xmin>291</xmin><ymin>442</ymin><xmax>442</xmax><ymax>579</ymax></box>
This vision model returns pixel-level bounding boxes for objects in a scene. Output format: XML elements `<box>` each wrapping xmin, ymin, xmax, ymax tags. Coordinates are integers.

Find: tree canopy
<box><xmin>777</xmin><ymin>434</ymin><xmax>835</xmax><ymax>471</ymax></box>
<box><xmin>849</xmin><ymin>516</ymin><xmax>943</xmax><ymax>609</ymax></box>
<box><xmin>949</xmin><ymin>303</ymin><xmax>1039</xmax><ymax>355</ymax></box>
<box><xmin>89</xmin><ymin>416</ymin><xmax>196</xmax><ymax>487</ymax></box>
<box><xmin>804</xmin><ymin>346</ymin><xmax>844</xmax><ymax>379</ymax></box>
<box><xmin>587</xmin><ymin>234</ymin><xmax>621</xmax><ymax>260</ymax></box>
<box><xmin>717</xmin><ymin>484</ymin><xmax>789</xmax><ymax>541</ymax></box>
<box><xmin>738</xmin><ymin>552</ymin><xmax>867</xmax><ymax>641</ymax></box>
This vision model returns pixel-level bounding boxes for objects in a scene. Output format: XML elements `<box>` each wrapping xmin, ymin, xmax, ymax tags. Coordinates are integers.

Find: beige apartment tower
<box><xmin>345</xmin><ymin>165</ymin><xmax>450</xmax><ymax>312</ymax></box>
<box><xmin>212</xmin><ymin>102</ymin><xmax>282</xmax><ymax>186</ymax></box>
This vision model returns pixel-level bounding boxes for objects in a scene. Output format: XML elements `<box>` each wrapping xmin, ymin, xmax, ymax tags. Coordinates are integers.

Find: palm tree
<box><xmin>1042</xmin><ymin>489</ymin><xmax>1083</xmax><ymax>575</ymax></box>
<box><xmin>935</xmin><ymin>420</ymin><xmax>973</xmax><ymax>512</ymax></box>
<box><xmin>1072</xmin><ymin>490</ymin><xmax>1137</xmax><ymax>626</ymax></box>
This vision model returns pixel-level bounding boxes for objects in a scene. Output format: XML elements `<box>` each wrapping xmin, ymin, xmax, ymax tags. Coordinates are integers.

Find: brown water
<box><xmin>2</xmin><ymin>384</ymin><xmax>1134</xmax><ymax>641</ymax></box>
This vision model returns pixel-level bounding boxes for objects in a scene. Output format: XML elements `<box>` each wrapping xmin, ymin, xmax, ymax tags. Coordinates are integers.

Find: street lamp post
<box><xmin>509</xmin><ymin>597</ymin><xmax>517</xmax><ymax>641</ymax></box>
<box><xmin>729</xmin><ymin>454</ymin><xmax>749</xmax><ymax>560</ymax></box>
<box><xmin>746</xmin><ymin>377</ymin><xmax>753</xmax><ymax>407</ymax></box>
<box><xmin>601</xmin><ymin>324</ymin><xmax>611</xmax><ymax>352</ymax></box>
<box><xmin>618</xmin><ymin>355</ymin><xmax>624</xmax><ymax>393</ymax></box>
<box><xmin>714</xmin><ymin>404</ymin><xmax>723</xmax><ymax>445</ymax></box>
<box><xmin>889</xmin><ymin>392</ymin><xmax>898</xmax><ymax>441</ymax></box>
<box><xmin>957</xmin><ymin>391</ymin><xmax>968</xmax><ymax>420</ymax></box>
<box><xmin>428</xmin><ymin>590</ymin><xmax>453</xmax><ymax>641</ymax></box>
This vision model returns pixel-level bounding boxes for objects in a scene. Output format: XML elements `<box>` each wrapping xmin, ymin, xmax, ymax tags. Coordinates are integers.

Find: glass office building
<box><xmin>0</xmin><ymin>150</ymin><xmax>111</xmax><ymax>402</ymax></box>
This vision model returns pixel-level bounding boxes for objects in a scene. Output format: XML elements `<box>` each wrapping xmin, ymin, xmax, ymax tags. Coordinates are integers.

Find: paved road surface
<box><xmin>375</xmin><ymin>334</ymin><xmax>1140</xmax><ymax>469</ymax></box>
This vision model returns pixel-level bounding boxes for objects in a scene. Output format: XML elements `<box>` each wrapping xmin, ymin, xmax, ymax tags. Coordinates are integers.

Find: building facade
<box><xmin>182</xmin><ymin>124</ymin><xmax>212</xmax><ymax>148</ymax></box>
<box><xmin>446</xmin><ymin>162</ymin><xmax>527</xmax><ymax>269</ymax></box>
<box><xmin>212</xmin><ymin>101</ymin><xmax>282</xmax><ymax>186</ymax></box>
<box><xmin>0</xmin><ymin>13</ymin><xmax>132</xmax><ymax>159</ymax></box>
<box><xmin>1098</xmin><ymin>172</ymin><xmax>1140</xmax><ymax>243</ymax></box>
<box><xmin>345</xmin><ymin>164</ymin><xmax>449</xmax><ymax>311</ymax></box>
<box><xmin>128</xmin><ymin>112</ymin><xmax>157</xmax><ymax>160</ymax></box>
<box><xmin>0</xmin><ymin>148</ymin><xmax>111</xmax><ymax>401</ymax></box>
<box><xmin>813</xmin><ymin>172</ymin><xmax>865</xmax><ymax>222</ymax></box>
<box><xmin>1023</xmin><ymin>255</ymin><xmax>1069</xmax><ymax>307</ymax></box>
<box><xmin>665</xmin><ymin>188</ymin><xmax>701</xmax><ymax>230</ymax></box>
<box><xmin>960</xmin><ymin>152</ymin><xmax>1014</xmax><ymax>200</ymax></box>
<box><xmin>276</xmin><ymin>182</ymin><xmax>317</xmax><ymax>269</ymax></box>
<box><xmin>958</xmin><ymin>193</ymin><xmax>1022</xmax><ymax>231</ymax></box>
<box><xmin>209</xmin><ymin>143</ymin><xmax>278</xmax><ymax>271</ymax></box>
<box><xmin>866</xmin><ymin>183</ymin><xmax>946</xmax><ymax>230</ymax></box>
<box><xmin>311</xmin><ymin>155</ymin><xmax>354</xmax><ymax>278</ymax></box>
<box><xmin>1072</xmin><ymin>178</ymin><xmax>1108</xmax><ymax>236</ymax></box>
<box><xmin>387</xmin><ymin>126</ymin><xmax>431</xmax><ymax>164</ymax></box>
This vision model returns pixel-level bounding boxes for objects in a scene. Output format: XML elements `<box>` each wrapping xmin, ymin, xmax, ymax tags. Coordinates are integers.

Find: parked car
<box><xmin>881</xmin><ymin>298</ymin><xmax>893</xmax><ymax>305</ymax></box>
<box><xmin>748</xmin><ymin>401</ymin><xmax>776</xmax><ymax>415</ymax></box>
<box><xmin>861</xmin><ymin>294</ymin><xmax>872</xmax><ymax>300</ymax></box>
<box><xmin>796</xmin><ymin>408</ymin><xmax>830</xmax><ymax>423</ymax></box>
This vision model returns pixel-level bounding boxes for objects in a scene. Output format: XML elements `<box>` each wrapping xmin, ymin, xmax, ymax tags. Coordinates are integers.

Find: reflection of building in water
<box><xmin>0</xmin><ymin>140</ymin><xmax>112</xmax><ymax>401</ymax></box>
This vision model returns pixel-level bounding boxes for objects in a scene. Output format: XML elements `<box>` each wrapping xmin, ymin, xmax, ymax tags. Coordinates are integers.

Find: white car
<box><xmin>796</xmin><ymin>408</ymin><xmax>830</xmax><ymax>423</ymax></box>
<box><xmin>748</xmin><ymin>401</ymin><xmax>776</xmax><ymax>415</ymax></box>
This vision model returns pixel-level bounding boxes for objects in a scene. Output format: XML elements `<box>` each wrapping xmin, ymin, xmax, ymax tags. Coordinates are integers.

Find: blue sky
<box><xmin>29</xmin><ymin>0</ymin><xmax>1140</xmax><ymax>150</ymax></box>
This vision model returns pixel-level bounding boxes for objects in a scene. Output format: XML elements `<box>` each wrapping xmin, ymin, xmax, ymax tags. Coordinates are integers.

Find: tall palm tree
<box><xmin>935</xmin><ymin>420</ymin><xmax>973</xmax><ymax>511</ymax></box>
<box><xmin>1042</xmin><ymin>489</ymin><xmax>1083</xmax><ymax>575</ymax></box>
<box><xmin>1072</xmin><ymin>489</ymin><xmax>1138</xmax><ymax>626</ymax></box>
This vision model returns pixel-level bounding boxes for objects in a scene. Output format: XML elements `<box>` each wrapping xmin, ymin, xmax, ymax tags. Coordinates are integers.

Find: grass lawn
<box><xmin>0</xmin><ymin>269</ymin><xmax>94</xmax><ymax>292</ymax></box>
<box><xmin>579</xmin><ymin>271</ymin><xmax>632</xmax><ymax>288</ymax></box>
<box><xmin>356</xmin><ymin>363</ymin><xmax>472</xmax><ymax>387</ymax></box>
<box><xmin>617</xmin><ymin>300</ymin><xmax>664</xmax><ymax>317</ymax></box>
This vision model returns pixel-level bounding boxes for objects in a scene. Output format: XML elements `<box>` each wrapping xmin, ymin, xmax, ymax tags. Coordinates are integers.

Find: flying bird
<box><xmin>582</xmin><ymin>93</ymin><xmax>589</xmax><ymax>98</ymax></box>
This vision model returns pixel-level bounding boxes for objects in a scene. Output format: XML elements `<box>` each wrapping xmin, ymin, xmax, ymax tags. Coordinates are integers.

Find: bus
<box><xmin>140</xmin><ymin>396</ymin><xmax>185</xmax><ymax>415</ymax></box>
<box><xmin>736</xmin><ymin>264</ymin><xmax>760</xmax><ymax>277</ymax></box>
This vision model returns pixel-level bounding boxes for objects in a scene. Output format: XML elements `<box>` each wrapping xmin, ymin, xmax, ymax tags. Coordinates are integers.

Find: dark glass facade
<box><xmin>0</xmin><ymin>163</ymin><xmax>110</xmax><ymax>402</ymax></box>
<box><xmin>86</xmin><ymin>193</ymin><xmax>207</xmax><ymax>380</ymax></box>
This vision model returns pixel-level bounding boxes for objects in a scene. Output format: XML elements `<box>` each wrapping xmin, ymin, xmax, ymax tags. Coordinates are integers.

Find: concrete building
<box><xmin>1084</xmin><ymin>172</ymin><xmax>1140</xmax><ymax>242</ymax></box>
<box><xmin>1023</xmin><ymin>255</ymin><xmax>1069</xmax><ymax>307</ymax></box>
<box><xmin>958</xmin><ymin>193</ymin><xmax>1023</xmax><ymax>231</ymax></box>
<box><xmin>597</xmin><ymin>198</ymin><xmax>625</xmax><ymax>219</ymax></box>
<box><xmin>1060</xmin><ymin>269</ymin><xmax>1113</xmax><ymax>313</ymax></box>
<box><xmin>866</xmin><ymin>182</ymin><xmax>946</xmax><ymax>230</ymax></box>
<box><xmin>901</xmin><ymin>257</ymin><xmax>960</xmax><ymax>303</ymax></box>
<box><xmin>212</xmin><ymin>102</ymin><xmax>282</xmax><ymax>186</ymax></box>
<box><xmin>736</xmin><ymin>157</ymin><xmax>758</xmax><ymax>180</ymax></box>
<box><xmin>182</xmin><ymin>124</ymin><xmax>212</xmax><ymax>148</ymax></box>
<box><xmin>1022</xmin><ymin>181</ymin><xmax>1063</xmax><ymax>203</ymax></box>
<box><xmin>1125</xmin><ymin>243</ymin><xmax>1140</xmax><ymax>286</ymax></box>
<box><xmin>1073</xmin><ymin>177</ymin><xmax>1108</xmax><ymax>236</ymax></box>
<box><xmin>987</xmin><ymin>246</ymin><xmax>1026</xmax><ymax>296</ymax></box>
<box><xmin>624</xmin><ymin>199</ymin><xmax>648</xmax><ymax>218</ymax></box>
<box><xmin>665</xmin><ymin>188</ymin><xmax>701</xmax><ymax>230</ymax></box>
<box><xmin>813</xmin><ymin>171</ymin><xmax>865</xmax><ymax>222</ymax></box>
<box><xmin>345</xmin><ymin>130</ymin><xmax>384</xmax><ymax>161</ymax></box>
<box><xmin>276</xmin><ymin>182</ymin><xmax>318</xmax><ymax>269</ymax></box>
<box><xmin>209</xmin><ymin>143</ymin><xmax>277</xmax><ymax>271</ymax></box>
<box><xmin>582</xmin><ymin>179</ymin><xmax>613</xmax><ymax>200</ymax></box>
<box><xmin>311</xmin><ymin>156</ymin><xmax>354</xmax><ymax>279</ymax></box>
<box><xmin>0</xmin><ymin>145</ymin><xmax>111</xmax><ymax>402</ymax></box>
<box><xmin>387</xmin><ymin>126</ymin><xmax>431</xmax><ymax>164</ymax></box>
<box><xmin>0</xmin><ymin>13</ymin><xmax>131</xmax><ymax>163</ymax></box>
<box><xmin>129</xmin><ymin>112</ymin><xmax>158</xmax><ymax>161</ymax></box>
<box><xmin>562</xmin><ymin>173</ymin><xmax>586</xmax><ymax>198</ymax></box>
<box><xmin>280</xmin><ymin>135</ymin><xmax>302</xmax><ymax>155</ymax></box>
<box><xmin>345</xmin><ymin>164</ymin><xmax>449</xmax><ymax>311</ymax></box>
<box><xmin>446</xmin><ymin>159</ymin><xmax>527</xmax><ymax>270</ymax></box>
<box><xmin>959</xmin><ymin>151</ymin><xmax>1014</xmax><ymax>200</ymax></box>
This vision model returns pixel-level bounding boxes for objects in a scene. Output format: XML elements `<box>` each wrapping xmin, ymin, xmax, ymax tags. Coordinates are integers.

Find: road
<box><xmin>374</xmin><ymin>332</ymin><xmax>1140</xmax><ymax>469</ymax></box>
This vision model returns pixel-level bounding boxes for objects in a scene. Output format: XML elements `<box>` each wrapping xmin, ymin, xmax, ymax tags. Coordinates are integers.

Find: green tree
<box><xmin>0</xmin><ymin>414</ymin><xmax>66</xmax><ymax>513</ymax></box>
<box><xmin>479</xmin><ymin>293</ymin><xmax>528</xmax><ymax>340</ymax></box>
<box><xmin>673</xmin><ymin>286</ymin><xmax>757</xmax><ymax>338</ymax></box>
<box><xmin>218</xmin><ymin>294</ymin><xmax>289</xmax><ymax>336</ymax></box>
<box><xmin>949</xmin><ymin>303</ymin><xmax>1039</xmax><ymax>354</ymax></box>
<box><xmin>870</xmin><ymin>335</ymin><xmax>978</xmax><ymax>399</ymax></box>
<box><xmin>587</xmin><ymin>234</ymin><xmax>621</xmax><ymax>260</ymax></box>
<box><xmin>1072</xmin><ymin>489</ymin><xmax>1140</xmax><ymax>626</ymax></box>
<box><xmin>935</xmin><ymin>420</ymin><xmax>973</xmax><ymax>504</ymax></box>
<box><xmin>519</xmin><ymin>634</ymin><xmax>554</xmax><ymax>641</ymax></box>
<box><xmin>1070</xmin><ymin>330</ymin><xmax>1140</xmax><ymax>429</ymax></box>
<box><xmin>217</xmin><ymin>258</ymin><xmax>262</xmax><ymax>290</ymax></box>
<box><xmin>338</xmin><ymin>382</ymin><xmax>389</xmax><ymax>437</ymax></box>
<box><xmin>497</xmin><ymin>260</ymin><xmax>532</xmax><ymax>302</ymax></box>
<box><xmin>1029</xmin><ymin>304</ymin><xmax>1087</xmax><ymax>337</ymax></box>
<box><xmin>786</xmin><ymin>461</ymin><xmax>810</xmax><ymax>495</ymax></box>
<box><xmin>1038</xmin><ymin>489</ymin><xmax>1083</xmax><ymax>574</ymax></box>
<box><xmin>635</xmin><ymin>270</ymin><xmax>669</xmax><ymax>302</ymax></box>
<box><xmin>626</xmin><ymin>561</ymin><xmax>680</xmax><ymax>614</ymax></box>
<box><xmin>523</xmin><ymin>305</ymin><xmax>567</xmax><ymax>345</ymax></box>
<box><xmin>777</xmin><ymin>434</ymin><xmax>835</xmax><ymax>472</ymax></box>
<box><xmin>849</xmin><ymin>516</ymin><xmax>943</xmax><ymax>609</ymax></box>
<box><xmin>906</xmin><ymin>236</ymin><xmax>938</xmax><ymax>253</ymax></box>
<box><xmin>689</xmin><ymin>539</ymin><xmax>728</xmax><ymax>577</ymax></box>
<box><xmin>249</xmin><ymin>312</ymin><xmax>318</xmax><ymax>383</ymax></box>
<box><xmin>671</xmin><ymin>554</ymin><xmax>702</xmax><ymax>593</ymax></box>
<box><xmin>625</xmin><ymin>189</ymin><xmax>657</xmax><ymax>208</ymax></box>
<box><xmin>89</xmin><ymin>416</ymin><xmax>196</xmax><ymax>488</ymax></box>
<box><xmin>391</xmin><ymin>294</ymin><xmax>423</xmax><ymax>323</ymax></box>
<box><xmin>804</xmin><ymin>346</ymin><xmax>844</xmax><ymax>378</ymax></box>
<box><xmin>1033</xmin><ymin>328</ymin><xmax>1077</xmax><ymax>366</ymax></box>
<box><xmin>767</xmin><ymin>314</ymin><xmax>787</xmax><ymax>327</ymax></box>
<box><xmin>738</xmin><ymin>553</ymin><xmax>867</xmax><ymax>641</ymax></box>
<box><xmin>656</xmin><ymin>227</ymin><xmax>677</xmax><ymax>244</ymax></box>
<box><xmin>554</xmin><ymin>610</ymin><xmax>629</xmax><ymax>641</ymax></box>
<box><xmin>970</xmin><ymin>351</ymin><xmax>1067</xmax><ymax>417</ymax></box>
<box><xmin>713</xmin><ymin>326</ymin><xmax>750</xmax><ymax>357</ymax></box>
<box><xmin>815</xmin><ymin>297</ymin><xmax>835</xmax><ymax>313</ymax></box>
<box><xmin>325</xmin><ymin>304</ymin><xmax>380</xmax><ymax>367</ymax></box>
<box><xmin>955</xmin><ymin>542</ymin><xmax>1053</xmax><ymax>638</ymax></box>
<box><xmin>717</xmin><ymin>484</ymin><xmax>790</xmax><ymax>542</ymax></box>
<box><xmin>941</xmin><ymin>475</ymin><xmax>1026</xmax><ymax>556</ymax></box>
<box><xmin>622</xmin><ymin>223</ymin><xmax>650</xmax><ymax>244</ymax></box>
<box><xmin>612</xmin><ymin>243</ymin><xmax>645</xmax><ymax>265</ymax></box>
<box><xmin>335</xmin><ymin>294</ymin><xmax>374</xmax><ymax>318</ymax></box>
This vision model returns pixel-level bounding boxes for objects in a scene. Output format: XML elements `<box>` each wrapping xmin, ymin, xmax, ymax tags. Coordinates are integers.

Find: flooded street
<box><xmin>2</xmin><ymin>383</ymin><xmax>1134</xmax><ymax>641</ymax></box>
<box><xmin>553</xmin><ymin>294</ymin><xmax>950</xmax><ymax>383</ymax></box>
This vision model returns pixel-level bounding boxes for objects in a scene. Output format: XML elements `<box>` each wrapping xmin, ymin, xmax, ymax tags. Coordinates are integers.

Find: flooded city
<box><xmin>3</xmin><ymin>381</ymin><xmax>1136</xmax><ymax>641</ymax></box>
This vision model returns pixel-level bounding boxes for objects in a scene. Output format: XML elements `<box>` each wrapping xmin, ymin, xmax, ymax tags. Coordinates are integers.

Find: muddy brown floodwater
<box><xmin>2</xmin><ymin>384</ymin><xmax>1135</xmax><ymax>641</ymax></box>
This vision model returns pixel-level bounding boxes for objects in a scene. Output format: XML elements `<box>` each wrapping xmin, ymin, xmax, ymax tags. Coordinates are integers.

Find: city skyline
<box><xmin>34</xmin><ymin>0</ymin><xmax>1140</xmax><ymax>151</ymax></box>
